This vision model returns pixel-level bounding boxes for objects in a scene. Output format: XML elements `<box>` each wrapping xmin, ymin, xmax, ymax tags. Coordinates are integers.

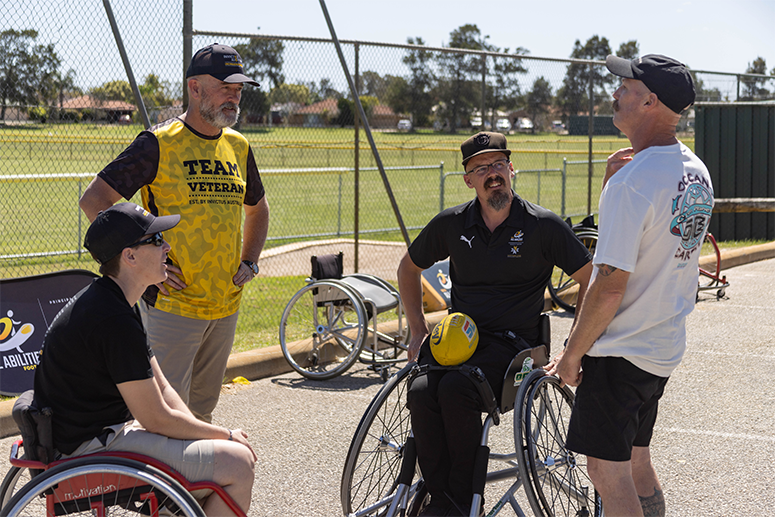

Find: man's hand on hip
<box><xmin>158</xmin><ymin>264</ymin><xmax>187</xmax><ymax>295</ymax></box>
<box><xmin>233</xmin><ymin>261</ymin><xmax>257</xmax><ymax>287</ymax></box>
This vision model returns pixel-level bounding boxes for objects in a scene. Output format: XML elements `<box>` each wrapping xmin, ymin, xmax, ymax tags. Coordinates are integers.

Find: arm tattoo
<box><xmin>597</xmin><ymin>264</ymin><xmax>618</xmax><ymax>277</ymax></box>
<box><xmin>639</xmin><ymin>487</ymin><xmax>665</xmax><ymax>517</ymax></box>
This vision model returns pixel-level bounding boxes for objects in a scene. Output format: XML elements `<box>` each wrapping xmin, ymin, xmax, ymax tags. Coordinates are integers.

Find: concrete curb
<box><xmin>2</xmin><ymin>242</ymin><xmax>773</xmax><ymax>439</ymax></box>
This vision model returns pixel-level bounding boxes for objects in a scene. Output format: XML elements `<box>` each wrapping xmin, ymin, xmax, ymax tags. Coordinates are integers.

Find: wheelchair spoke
<box><xmin>342</xmin><ymin>364</ymin><xmax>417</xmax><ymax>516</ymax></box>
<box><xmin>280</xmin><ymin>281</ymin><xmax>367</xmax><ymax>380</ymax></box>
<box><xmin>524</xmin><ymin>375</ymin><xmax>595</xmax><ymax>516</ymax></box>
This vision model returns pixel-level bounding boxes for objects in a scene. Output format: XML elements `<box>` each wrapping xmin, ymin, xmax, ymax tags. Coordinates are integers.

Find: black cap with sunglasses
<box><xmin>84</xmin><ymin>203</ymin><xmax>180</xmax><ymax>265</ymax></box>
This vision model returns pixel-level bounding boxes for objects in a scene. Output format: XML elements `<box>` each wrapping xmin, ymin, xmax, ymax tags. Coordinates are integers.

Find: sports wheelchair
<box><xmin>0</xmin><ymin>392</ymin><xmax>245</xmax><ymax>517</ymax></box>
<box><xmin>340</xmin><ymin>314</ymin><xmax>601</xmax><ymax>517</ymax></box>
<box><xmin>280</xmin><ymin>252</ymin><xmax>410</xmax><ymax>381</ymax></box>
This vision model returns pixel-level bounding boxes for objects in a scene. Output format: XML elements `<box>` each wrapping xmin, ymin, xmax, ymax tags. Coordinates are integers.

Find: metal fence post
<box><xmin>319</xmin><ymin>0</ymin><xmax>411</xmax><ymax>246</ymax></box>
<box><xmin>182</xmin><ymin>0</ymin><xmax>192</xmax><ymax>110</ymax></box>
<box><xmin>102</xmin><ymin>0</ymin><xmax>150</xmax><ymax>129</ymax></box>
<box><xmin>587</xmin><ymin>63</ymin><xmax>594</xmax><ymax>216</ymax></box>
<box><xmin>480</xmin><ymin>54</ymin><xmax>487</xmax><ymax>131</ymax></box>
<box><xmin>439</xmin><ymin>161</ymin><xmax>445</xmax><ymax>212</ymax></box>
<box><xmin>562</xmin><ymin>157</ymin><xmax>567</xmax><ymax>218</ymax></box>
<box><xmin>337</xmin><ymin>171</ymin><xmax>343</xmax><ymax>237</ymax></box>
<box><xmin>354</xmin><ymin>42</ymin><xmax>360</xmax><ymax>271</ymax></box>
<box><xmin>537</xmin><ymin>168</ymin><xmax>541</xmax><ymax>205</ymax></box>
<box><xmin>77</xmin><ymin>179</ymin><xmax>83</xmax><ymax>258</ymax></box>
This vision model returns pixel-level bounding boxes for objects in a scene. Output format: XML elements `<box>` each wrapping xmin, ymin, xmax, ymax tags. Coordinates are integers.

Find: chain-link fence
<box><xmin>2</xmin><ymin>0</ymin><xmax>771</xmax><ymax>348</ymax></box>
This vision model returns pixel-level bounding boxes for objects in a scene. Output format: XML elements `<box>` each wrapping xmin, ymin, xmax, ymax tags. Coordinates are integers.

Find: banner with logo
<box><xmin>421</xmin><ymin>260</ymin><xmax>451</xmax><ymax>313</ymax></box>
<box><xmin>0</xmin><ymin>270</ymin><xmax>97</xmax><ymax>395</ymax></box>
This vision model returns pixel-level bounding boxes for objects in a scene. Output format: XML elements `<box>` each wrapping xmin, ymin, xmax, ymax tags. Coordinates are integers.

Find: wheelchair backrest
<box><xmin>499</xmin><ymin>346</ymin><xmax>549</xmax><ymax>414</ymax></box>
<box><xmin>499</xmin><ymin>313</ymin><xmax>551</xmax><ymax>414</ymax></box>
<box><xmin>12</xmin><ymin>389</ymin><xmax>55</xmax><ymax>466</ymax></box>
<box><xmin>311</xmin><ymin>252</ymin><xmax>343</xmax><ymax>280</ymax></box>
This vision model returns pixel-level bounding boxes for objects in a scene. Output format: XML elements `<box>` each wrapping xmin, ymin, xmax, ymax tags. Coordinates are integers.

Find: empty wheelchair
<box><xmin>0</xmin><ymin>393</ymin><xmax>246</xmax><ymax>517</ymax></box>
<box><xmin>280</xmin><ymin>252</ymin><xmax>409</xmax><ymax>381</ymax></box>
<box><xmin>547</xmin><ymin>215</ymin><xmax>598</xmax><ymax>314</ymax></box>
<box><xmin>340</xmin><ymin>315</ymin><xmax>601</xmax><ymax>517</ymax></box>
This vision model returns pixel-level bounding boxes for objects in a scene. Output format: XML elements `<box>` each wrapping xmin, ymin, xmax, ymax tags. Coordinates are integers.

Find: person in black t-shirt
<box><xmin>397</xmin><ymin>132</ymin><xmax>593</xmax><ymax>516</ymax></box>
<box><xmin>34</xmin><ymin>203</ymin><xmax>256</xmax><ymax>517</ymax></box>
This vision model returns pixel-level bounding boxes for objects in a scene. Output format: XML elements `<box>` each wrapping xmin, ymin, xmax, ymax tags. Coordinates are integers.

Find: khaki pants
<box><xmin>140</xmin><ymin>303</ymin><xmax>239</xmax><ymax>422</ymax></box>
<box><xmin>67</xmin><ymin>421</ymin><xmax>215</xmax><ymax>485</ymax></box>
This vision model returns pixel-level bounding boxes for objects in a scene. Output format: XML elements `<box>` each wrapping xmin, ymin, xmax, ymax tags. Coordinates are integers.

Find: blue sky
<box><xmin>193</xmin><ymin>0</ymin><xmax>775</xmax><ymax>75</ymax></box>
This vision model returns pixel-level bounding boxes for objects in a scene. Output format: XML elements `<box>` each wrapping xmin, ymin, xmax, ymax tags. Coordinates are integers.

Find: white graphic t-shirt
<box><xmin>588</xmin><ymin>142</ymin><xmax>714</xmax><ymax>377</ymax></box>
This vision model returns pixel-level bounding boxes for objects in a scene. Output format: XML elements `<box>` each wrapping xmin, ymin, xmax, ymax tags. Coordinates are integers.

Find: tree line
<box><xmin>0</xmin><ymin>29</ymin><xmax>175</xmax><ymax>123</ymax></box>
<box><xmin>2</xmin><ymin>26</ymin><xmax>773</xmax><ymax>129</ymax></box>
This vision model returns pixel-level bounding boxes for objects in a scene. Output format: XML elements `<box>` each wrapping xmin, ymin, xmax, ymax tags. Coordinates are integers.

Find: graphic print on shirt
<box><xmin>184</xmin><ymin>157</ymin><xmax>245</xmax><ymax>206</ymax></box>
<box><xmin>670</xmin><ymin>178</ymin><xmax>713</xmax><ymax>262</ymax></box>
<box><xmin>508</xmin><ymin>230</ymin><xmax>524</xmax><ymax>258</ymax></box>
<box><xmin>460</xmin><ymin>235</ymin><xmax>475</xmax><ymax>248</ymax></box>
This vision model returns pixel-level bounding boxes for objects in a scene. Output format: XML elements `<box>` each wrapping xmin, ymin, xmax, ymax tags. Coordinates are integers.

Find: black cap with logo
<box><xmin>84</xmin><ymin>203</ymin><xmax>180</xmax><ymax>265</ymax></box>
<box><xmin>461</xmin><ymin>132</ymin><xmax>512</xmax><ymax>167</ymax></box>
<box><xmin>606</xmin><ymin>54</ymin><xmax>695</xmax><ymax>114</ymax></box>
<box><xmin>186</xmin><ymin>43</ymin><xmax>260</xmax><ymax>87</ymax></box>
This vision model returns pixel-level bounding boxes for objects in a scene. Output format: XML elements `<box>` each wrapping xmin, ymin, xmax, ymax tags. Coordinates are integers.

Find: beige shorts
<box><xmin>67</xmin><ymin>421</ymin><xmax>215</xmax><ymax>484</ymax></box>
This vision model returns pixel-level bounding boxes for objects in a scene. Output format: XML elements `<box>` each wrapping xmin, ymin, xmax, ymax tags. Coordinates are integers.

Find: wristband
<box><xmin>228</xmin><ymin>429</ymin><xmax>233</xmax><ymax>441</ymax></box>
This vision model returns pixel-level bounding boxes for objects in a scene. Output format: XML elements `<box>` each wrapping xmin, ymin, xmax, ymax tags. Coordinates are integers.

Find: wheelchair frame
<box><xmin>697</xmin><ymin>232</ymin><xmax>729</xmax><ymax>300</ymax></box>
<box><xmin>279</xmin><ymin>253</ymin><xmax>410</xmax><ymax>381</ymax></box>
<box><xmin>0</xmin><ymin>439</ymin><xmax>246</xmax><ymax>517</ymax></box>
<box><xmin>340</xmin><ymin>315</ymin><xmax>601</xmax><ymax>517</ymax></box>
<box><xmin>547</xmin><ymin>215</ymin><xmax>598</xmax><ymax>315</ymax></box>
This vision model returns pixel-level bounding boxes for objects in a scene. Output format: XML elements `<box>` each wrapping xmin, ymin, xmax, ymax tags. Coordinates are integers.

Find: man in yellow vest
<box><xmin>79</xmin><ymin>43</ymin><xmax>270</xmax><ymax>423</ymax></box>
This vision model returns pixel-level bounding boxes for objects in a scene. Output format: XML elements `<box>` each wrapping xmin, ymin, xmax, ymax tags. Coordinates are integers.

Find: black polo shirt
<box><xmin>409</xmin><ymin>192</ymin><xmax>591</xmax><ymax>344</ymax></box>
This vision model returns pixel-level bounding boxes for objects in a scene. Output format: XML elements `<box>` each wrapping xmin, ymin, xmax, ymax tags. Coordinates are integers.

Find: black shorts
<box><xmin>565</xmin><ymin>355</ymin><xmax>669</xmax><ymax>462</ymax></box>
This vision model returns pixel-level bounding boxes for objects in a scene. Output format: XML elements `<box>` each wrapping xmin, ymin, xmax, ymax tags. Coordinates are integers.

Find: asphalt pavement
<box><xmin>0</xmin><ymin>256</ymin><xmax>773</xmax><ymax>516</ymax></box>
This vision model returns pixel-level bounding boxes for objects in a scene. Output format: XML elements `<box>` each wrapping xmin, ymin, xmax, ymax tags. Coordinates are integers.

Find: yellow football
<box><xmin>429</xmin><ymin>312</ymin><xmax>479</xmax><ymax>366</ymax></box>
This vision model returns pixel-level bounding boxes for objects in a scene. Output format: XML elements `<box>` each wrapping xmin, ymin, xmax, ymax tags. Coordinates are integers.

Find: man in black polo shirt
<box><xmin>397</xmin><ymin>132</ymin><xmax>593</xmax><ymax>516</ymax></box>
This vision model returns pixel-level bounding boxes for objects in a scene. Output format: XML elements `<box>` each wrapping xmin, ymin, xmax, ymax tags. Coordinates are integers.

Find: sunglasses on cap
<box><xmin>127</xmin><ymin>232</ymin><xmax>164</xmax><ymax>249</ymax></box>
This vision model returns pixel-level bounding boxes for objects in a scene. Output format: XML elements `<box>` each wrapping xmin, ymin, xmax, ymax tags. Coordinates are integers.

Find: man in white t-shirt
<box><xmin>552</xmin><ymin>54</ymin><xmax>714</xmax><ymax>517</ymax></box>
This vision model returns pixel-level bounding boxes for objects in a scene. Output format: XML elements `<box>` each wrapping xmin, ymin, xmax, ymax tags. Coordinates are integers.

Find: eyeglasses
<box><xmin>127</xmin><ymin>232</ymin><xmax>164</xmax><ymax>249</ymax></box>
<box><xmin>466</xmin><ymin>159</ymin><xmax>510</xmax><ymax>176</ymax></box>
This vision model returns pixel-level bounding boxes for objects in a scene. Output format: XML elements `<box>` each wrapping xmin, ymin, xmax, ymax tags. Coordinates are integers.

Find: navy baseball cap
<box><xmin>84</xmin><ymin>203</ymin><xmax>180</xmax><ymax>264</ymax></box>
<box><xmin>461</xmin><ymin>132</ymin><xmax>511</xmax><ymax>167</ymax></box>
<box><xmin>186</xmin><ymin>43</ymin><xmax>259</xmax><ymax>87</ymax></box>
<box><xmin>606</xmin><ymin>54</ymin><xmax>695</xmax><ymax>114</ymax></box>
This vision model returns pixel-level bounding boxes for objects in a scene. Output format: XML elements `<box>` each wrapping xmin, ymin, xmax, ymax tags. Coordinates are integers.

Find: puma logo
<box><xmin>460</xmin><ymin>235</ymin><xmax>475</xmax><ymax>248</ymax></box>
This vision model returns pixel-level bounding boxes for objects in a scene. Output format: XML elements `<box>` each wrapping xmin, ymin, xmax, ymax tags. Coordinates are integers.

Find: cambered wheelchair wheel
<box><xmin>1</xmin><ymin>456</ymin><xmax>205</xmax><ymax>517</ymax></box>
<box><xmin>516</xmin><ymin>371</ymin><xmax>598</xmax><ymax>517</ymax></box>
<box><xmin>280</xmin><ymin>280</ymin><xmax>368</xmax><ymax>380</ymax></box>
<box><xmin>548</xmin><ymin>229</ymin><xmax>598</xmax><ymax>314</ymax></box>
<box><xmin>0</xmin><ymin>465</ymin><xmax>31</xmax><ymax>509</ymax></box>
<box><xmin>341</xmin><ymin>363</ymin><xmax>422</xmax><ymax>516</ymax></box>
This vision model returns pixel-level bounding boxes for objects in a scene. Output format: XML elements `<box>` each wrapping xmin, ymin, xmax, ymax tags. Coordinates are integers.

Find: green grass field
<box><xmin>0</xmin><ymin>122</ymin><xmax>659</xmax><ymax>258</ymax></box>
<box><xmin>1</xmin><ymin>121</ymin><xmax>734</xmax><ymax>355</ymax></box>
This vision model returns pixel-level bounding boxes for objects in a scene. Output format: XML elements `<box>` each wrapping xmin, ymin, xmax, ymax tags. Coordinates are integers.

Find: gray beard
<box><xmin>487</xmin><ymin>189</ymin><xmax>512</xmax><ymax>211</ymax></box>
<box><xmin>200</xmin><ymin>100</ymin><xmax>239</xmax><ymax>129</ymax></box>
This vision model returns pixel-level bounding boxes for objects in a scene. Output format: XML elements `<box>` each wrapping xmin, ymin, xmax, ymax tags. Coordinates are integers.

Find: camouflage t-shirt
<box><xmin>98</xmin><ymin>117</ymin><xmax>265</xmax><ymax>320</ymax></box>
